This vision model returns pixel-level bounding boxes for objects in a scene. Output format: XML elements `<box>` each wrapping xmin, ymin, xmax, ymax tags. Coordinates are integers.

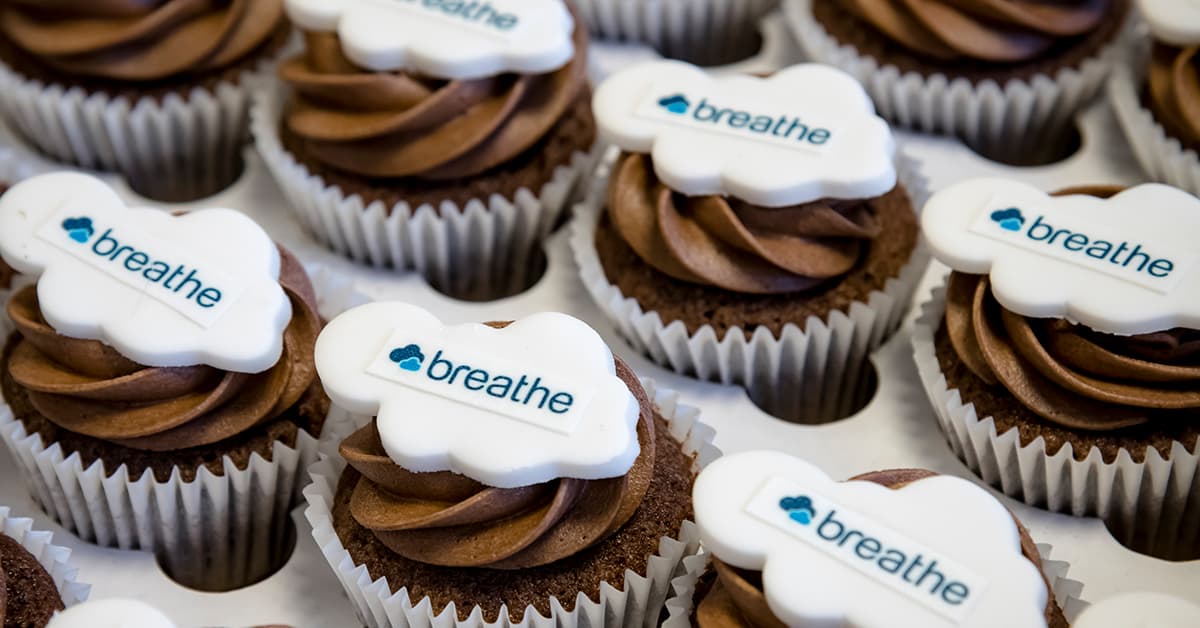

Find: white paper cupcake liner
<box><xmin>0</xmin><ymin>45</ymin><xmax>283</xmax><ymax>203</ymax></box>
<box><xmin>304</xmin><ymin>378</ymin><xmax>720</xmax><ymax>628</ymax></box>
<box><xmin>913</xmin><ymin>281</ymin><xmax>1200</xmax><ymax>561</ymax></box>
<box><xmin>0</xmin><ymin>506</ymin><xmax>91</xmax><ymax>609</ymax></box>
<box><xmin>782</xmin><ymin>0</ymin><xmax>1131</xmax><ymax>164</ymax></box>
<box><xmin>662</xmin><ymin>543</ymin><xmax>1087</xmax><ymax>626</ymax></box>
<box><xmin>574</xmin><ymin>0</ymin><xmax>779</xmax><ymax>66</ymax></box>
<box><xmin>570</xmin><ymin>148</ymin><xmax>930</xmax><ymax>424</ymax></box>
<box><xmin>1108</xmin><ymin>39</ymin><xmax>1200</xmax><ymax>197</ymax></box>
<box><xmin>0</xmin><ymin>266</ymin><xmax>362</xmax><ymax>591</ymax></box>
<box><xmin>251</xmin><ymin>83</ymin><xmax>601</xmax><ymax>302</ymax></box>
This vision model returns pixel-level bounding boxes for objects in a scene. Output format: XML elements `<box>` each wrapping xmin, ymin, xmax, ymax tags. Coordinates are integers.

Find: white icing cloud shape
<box><xmin>695</xmin><ymin>451</ymin><xmax>1048</xmax><ymax>628</ymax></box>
<box><xmin>48</xmin><ymin>599</ymin><xmax>177</xmax><ymax>628</ymax></box>
<box><xmin>315</xmin><ymin>303</ymin><xmax>641</xmax><ymax>489</ymax></box>
<box><xmin>0</xmin><ymin>173</ymin><xmax>290</xmax><ymax>374</ymax></box>
<box><xmin>593</xmin><ymin>61</ymin><xmax>896</xmax><ymax>207</ymax></box>
<box><xmin>1075</xmin><ymin>593</ymin><xmax>1200</xmax><ymax>628</ymax></box>
<box><xmin>284</xmin><ymin>0</ymin><xmax>575</xmax><ymax>80</ymax></box>
<box><xmin>923</xmin><ymin>178</ymin><xmax>1200</xmax><ymax>335</ymax></box>
<box><xmin>1137</xmin><ymin>0</ymin><xmax>1200</xmax><ymax>47</ymax></box>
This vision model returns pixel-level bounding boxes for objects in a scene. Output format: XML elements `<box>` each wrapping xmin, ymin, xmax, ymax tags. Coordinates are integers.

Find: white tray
<box><xmin>0</xmin><ymin>11</ymin><xmax>1194</xmax><ymax>628</ymax></box>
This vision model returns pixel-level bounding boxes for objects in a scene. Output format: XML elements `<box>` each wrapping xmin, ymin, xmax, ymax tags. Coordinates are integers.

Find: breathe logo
<box><xmin>977</xmin><ymin>205</ymin><xmax>1176</xmax><ymax>284</ymax></box>
<box><xmin>49</xmin><ymin>214</ymin><xmax>225</xmax><ymax>310</ymax></box>
<box><xmin>640</xmin><ymin>91</ymin><xmax>834</xmax><ymax>150</ymax></box>
<box><xmin>990</xmin><ymin>208</ymin><xmax>1025</xmax><ymax>232</ymax></box>
<box><xmin>395</xmin><ymin>0</ymin><xmax>519</xmax><ymax>33</ymax></box>
<box><xmin>390</xmin><ymin>344</ymin><xmax>426</xmax><ymax>372</ymax></box>
<box><xmin>747</xmin><ymin>478</ymin><xmax>985</xmax><ymax>621</ymax></box>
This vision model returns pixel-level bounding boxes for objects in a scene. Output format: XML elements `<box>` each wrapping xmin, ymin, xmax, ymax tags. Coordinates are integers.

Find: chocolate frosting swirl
<box><xmin>696</xmin><ymin>469</ymin><xmax>1065</xmax><ymax>628</ymax></box>
<box><xmin>3</xmin><ymin>247</ymin><xmax>322</xmax><ymax>452</ymax></box>
<box><xmin>1147</xmin><ymin>42</ymin><xmax>1200</xmax><ymax>151</ymax></box>
<box><xmin>278</xmin><ymin>12</ymin><xmax>588</xmax><ymax>181</ymax></box>
<box><xmin>836</xmin><ymin>0</ymin><xmax>1109</xmax><ymax>63</ymax></box>
<box><xmin>607</xmin><ymin>152</ymin><xmax>885</xmax><ymax>295</ymax></box>
<box><xmin>340</xmin><ymin>353</ymin><xmax>656</xmax><ymax>569</ymax></box>
<box><xmin>944</xmin><ymin>271</ymin><xmax>1200</xmax><ymax>432</ymax></box>
<box><xmin>0</xmin><ymin>0</ymin><xmax>286</xmax><ymax>82</ymax></box>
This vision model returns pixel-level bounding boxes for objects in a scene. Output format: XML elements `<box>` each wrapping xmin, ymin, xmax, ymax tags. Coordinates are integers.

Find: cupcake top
<box><xmin>923</xmin><ymin>179</ymin><xmax>1200</xmax><ymax>433</ymax></box>
<box><xmin>1074</xmin><ymin>592</ymin><xmax>1200</xmax><ymax>627</ymax></box>
<box><xmin>0</xmin><ymin>0</ymin><xmax>287</xmax><ymax>83</ymax></box>
<box><xmin>832</xmin><ymin>0</ymin><xmax>1111</xmax><ymax>64</ymax></box>
<box><xmin>0</xmin><ymin>533</ymin><xmax>64</xmax><ymax>627</ymax></box>
<box><xmin>0</xmin><ymin>173</ymin><xmax>322</xmax><ymax>453</ymax></box>
<box><xmin>316</xmin><ymin>303</ymin><xmax>652</xmax><ymax>568</ymax></box>
<box><xmin>48</xmin><ymin>599</ymin><xmax>175</xmax><ymax>628</ymax></box>
<box><xmin>278</xmin><ymin>0</ymin><xmax>588</xmax><ymax>181</ymax></box>
<box><xmin>693</xmin><ymin>451</ymin><xmax>1053</xmax><ymax>627</ymax></box>
<box><xmin>1138</xmin><ymin>0</ymin><xmax>1200</xmax><ymax>150</ymax></box>
<box><xmin>593</xmin><ymin>61</ymin><xmax>907</xmax><ymax>295</ymax></box>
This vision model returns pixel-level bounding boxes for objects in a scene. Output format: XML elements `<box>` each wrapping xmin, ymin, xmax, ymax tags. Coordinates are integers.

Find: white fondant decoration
<box><xmin>315</xmin><ymin>302</ymin><xmax>640</xmax><ymax>488</ymax></box>
<box><xmin>695</xmin><ymin>451</ymin><xmax>1048</xmax><ymax>628</ymax></box>
<box><xmin>284</xmin><ymin>0</ymin><xmax>575</xmax><ymax>80</ymax></box>
<box><xmin>0</xmin><ymin>173</ymin><xmax>290</xmax><ymax>374</ymax></box>
<box><xmin>593</xmin><ymin>61</ymin><xmax>896</xmax><ymax>207</ymax></box>
<box><xmin>1137</xmin><ymin>0</ymin><xmax>1200</xmax><ymax>47</ymax></box>
<box><xmin>923</xmin><ymin>178</ymin><xmax>1200</xmax><ymax>336</ymax></box>
<box><xmin>48</xmin><ymin>599</ymin><xmax>177</xmax><ymax>628</ymax></box>
<box><xmin>1075</xmin><ymin>592</ymin><xmax>1200</xmax><ymax>627</ymax></box>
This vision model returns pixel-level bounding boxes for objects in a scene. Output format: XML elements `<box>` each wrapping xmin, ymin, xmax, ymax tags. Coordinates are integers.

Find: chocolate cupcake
<box><xmin>254</xmin><ymin>0</ymin><xmax>598</xmax><ymax>301</ymax></box>
<box><xmin>783</xmin><ymin>0</ymin><xmax>1132</xmax><ymax>164</ymax></box>
<box><xmin>0</xmin><ymin>1</ymin><xmax>290</xmax><ymax>202</ymax></box>
<box><xmin>574</xmin><ymin>0</ymin><xmax>778</xmax><ymax>66</ymax></box>
<box><xmin>574</xmin><ymin>61</ymin><xmax>926</xmax><ymax>423</ymax></box>
<box><xmin>914</xmin><ymin>178</ymin><xmax>1200</xmax><ymax>561</ymax></box>
<box><xmin>0</xmin><ymin>173</ymin><xmax>344</xmax><ymax>591</ymax></box>
<box><xmin>0</xmin><ymin>507</ymin><xmax>89</xmax><ymax>627</ymax></box>
<box><xmin>664</xmin><ymin>452</ymin><xmax>1080</xmax><ymax>627</ymax></box>
<box><xmin>1110</xmin><ymin>2</ymin><xmax>1200</xmax><ymax>196</ymax></box>
<box><xmin>306</xmin><ymin>303</ymin><xmax>718</xmax><ymax>626</ymax></box>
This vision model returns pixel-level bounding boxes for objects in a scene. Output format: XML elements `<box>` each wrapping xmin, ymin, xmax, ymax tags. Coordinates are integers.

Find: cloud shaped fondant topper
<box><xmin>48</xmin><ymin>599</ymin><xmax>177</xmax><ymax>628</ymax></box>
<box><xmin>593</xmin><ymin>61</ymin><xmax>897</xmax><ymax>207</ymax></box>
<box><xmin>1075</xmin><ymin>592</ymin><xmax>1200</xmax><ymax>627</ymax></box>
<box><xmin>1137</xmin><ymin>0</ymin><xmax>1200</xmax><ymax>47</ymax></box>
<box><xmin>284</xmin><ymin>0</ymin><xmax>575</xmax><ymax>80</ymax></box>
<box><xmin>923</xmin><ymin>178</ymin><xmax>1200</xmax><ymax>335</ymax></box>
<box><xmin>695</xmin><ymin>451</ymin><xmax>1048</xmax><ymax>627</ymax></box>
<box><xmin>315</xmin><ymin>303</ymin><xmax>641</xmax><ymax>489</ymax></box>
<box><xmin>0</xmin><ymin>173</ymin><xmax>290</xmax><ymax>374</ymax></box>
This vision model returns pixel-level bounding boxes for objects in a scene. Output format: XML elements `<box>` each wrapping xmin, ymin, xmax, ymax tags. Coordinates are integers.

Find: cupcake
<box><xmin>306</xmin><ymin>303</ymin><xmax>718</xmax><ymax>626</ymax></box>
<box><xmin>1074</xmin><ymin>593</ymin><xmax>1200</xmax><ymax>627</ymax></box>
<box><xmin>0</xmin><ymin>173</ymin><xmax>335</xmax><ymax>591</ymax></box>
<box><xmin>574</xmin><ymin>0</ymin><xmax>778</xmax><ymax>66</ymax></box>
<box><xmin>254</xmin><ymin>0</ymin><xmax>599</xmax><ymax>301</ymax></box>
<box><xmin>1109</xmin><ymin>2</ymin><xmax>1200</xmax><ymax>196</ymax></box>
<box><xmin>574</xmin><ymin>61</ymin><xmax>926</xmax><ymax>423</ymax></box>
<box><xmin>783</xmin><ymin>0</ymin><xmax>1132</xmax><ymax>164</ymax></box>
<box><xmin>914</xmin><ymin>178</ymin><xmax>1200</xmax><ymax>561</ymax></box>
<box><xmin>0</xmin><ymin>1</ymin><xmax>290</xmax><ymax>202</ymax></box>
<box><xmin>0</xmin><ymin>506</ymin><xmax>89</xmax><ymax>627</ymax></box>
<box><xmin>665</xmin><ymin>451</ymin><xmax>1080</xmax><ymax>627</ymax></box>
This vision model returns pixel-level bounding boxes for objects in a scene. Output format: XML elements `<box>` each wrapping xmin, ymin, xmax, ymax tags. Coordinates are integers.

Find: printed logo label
<box><xmin>969</xmin><ymin>198</ymin><xmax>1192</xmax><ymax>294</ymax></box>
<box><xmin>745</xmin><ymin>476</ymin><xmax>987</xmax><ymax>622</ymax></box>
<box><xmin>366</xmin><ymin>328</ymin><xmax>594</xmax><ymax>435</ymax></box>
<box><xmin>636</xmin><ymin>87</ymin><xmax>835</xmax><ymax>154</ymax></box>
<box><xmin>36</xmin><ymin>206</ymin><xmax>244</xmax><ymax>328</ymax></box>
<box><xmin>367</xmin><ymin>0</ymin><xmax>520</xmax><ymax>38</ymax></box>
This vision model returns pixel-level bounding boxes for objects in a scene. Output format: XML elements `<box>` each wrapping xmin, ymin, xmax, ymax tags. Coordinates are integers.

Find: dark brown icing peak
<box><xmin>1147</xmin><ymin>43</ymin><xmax>1200</xmax><ymax>151</ymax></box>
<box><xmin>341</xmin><ymin>355</ymin><xmax>658</xmax><ymax>569</ymax></box>
<box><xmin>607</xmin><ymin>152</ymin><xmax>889</xmax><ymax>295</ymax></box>
<box><xmin>0</xmin><ymin>0</ymin><xmax>286</xmax><ymax>81</ymax></box>
<box><xmin>4</xmin><ymin>247</ymin><xmax>322</xmax><ymax>452</ymax></box>
<box><xmin>279</xmin><ymin>12</ymin><xmax>588</xmax><ymax>181</ymax></box>
<box><xmin>838</xmin><ymin>0</ymin><xmax>1110</xmax><ymax>63</ymax></box>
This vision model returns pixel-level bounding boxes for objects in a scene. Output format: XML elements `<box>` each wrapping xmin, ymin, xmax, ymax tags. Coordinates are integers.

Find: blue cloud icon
<box><xmin>990</xmin><ymin>208</ymin><xmax>1025</xmax><ymax>232</ymax></box>
<box><xmin>61</xmin><ymin>216</ymin><xmax>94</xmax><ymax>243</ymax></box>
<box><xmin>780</xmin><ymin>495</ymin><xmax>816</xmax><ymax>526</ymax></box>
<box><xmin>658</xmin><ymin>94</ymin><xmax>689</xmax><ymax>115</ymax></box>
<box><xmin>389</xmin><ymin>344</ymin><xmax>426</xmax><ymax>372</ymax></box>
